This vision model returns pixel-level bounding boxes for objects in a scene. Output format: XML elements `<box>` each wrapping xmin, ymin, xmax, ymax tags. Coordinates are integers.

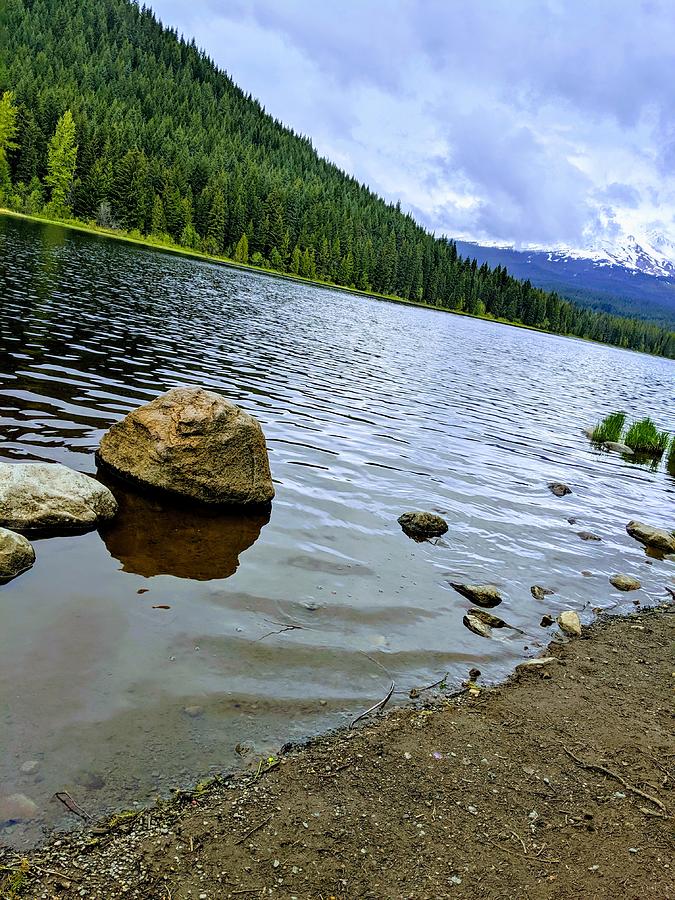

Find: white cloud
<box><xmin>150</xmin><ymin>0</ymin><xmax>675</xmax><ymax>249</ymax></box>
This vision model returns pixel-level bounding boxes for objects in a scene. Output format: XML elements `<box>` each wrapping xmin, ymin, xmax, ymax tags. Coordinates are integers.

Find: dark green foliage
<box><xmin>2</xmin><ymin>0</ymin><xmax>674</xmax><ymax>357</ymax></box>
<box><xmin>591</xmin><ymin>411</ymin><xmax>627</xmax><ymax>443</ymax></box>
<box><xmin>623</xmin><ymin>418</ymin><xmax>671</xmax><ymax>457</ymax></box>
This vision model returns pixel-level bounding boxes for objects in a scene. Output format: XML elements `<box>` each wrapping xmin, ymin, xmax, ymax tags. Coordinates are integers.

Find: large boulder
<box><xmin>626</xmin><ymin>520</ymin><xmax>675</xmax><ymax>554</ymax></box>
<box><xmin>0</xmin><ymin>527</ymin><xmax>35</xmax><ymax>582</ymax></box>
<box><xmin>97</xmin><ymin>387</ymin><xmax>274</xmax><ymax>506</ymax></box>
<box><xmin>0</xmin><ymin>462</ymin><xmax>117</xmax><ymax>532</ymax></box>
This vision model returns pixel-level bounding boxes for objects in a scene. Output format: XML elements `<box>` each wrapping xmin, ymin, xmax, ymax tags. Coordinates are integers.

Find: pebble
<box><xmin>183</xmin><ymin>705</ymin><xmax>204</xmax><ymax>718</ymax></box>
<box><xmin>20</xmin><ymin>759</ymin><xmax>40</xmax><ymax>775</ymax></box>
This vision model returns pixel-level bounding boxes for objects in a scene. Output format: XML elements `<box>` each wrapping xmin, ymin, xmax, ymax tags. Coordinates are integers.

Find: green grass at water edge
<box><xmin>623</xmin><ymin>418</ymin><xmax>671</xmax><ymax>457</ymax></box>
<box><xmin>591</xmin><ymin>411</ymin><xmax>627</xmax><ymax>443</ymax></box>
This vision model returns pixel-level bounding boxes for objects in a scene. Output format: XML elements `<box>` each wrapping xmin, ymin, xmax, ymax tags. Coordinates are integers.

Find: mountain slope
<box><xmin>455</xmin><ymin>240</ymin><xmax>675</xmax><ymax>327</ymax></box>
<box><xmin>1</xmin><ymin>0</ymin><xmax>673</xmax><ymax>357</ymax></box>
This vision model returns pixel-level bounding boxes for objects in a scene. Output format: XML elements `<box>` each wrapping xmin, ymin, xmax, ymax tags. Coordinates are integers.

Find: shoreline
<box><xmin>2</xmin><ymin>603</ymin><xmax>672</xmax><ymax>898</ymax></box>
<box><xmin>1</xmin><ymin>208</ymin><xmax>667</xmax><ymax>360</ymax></box>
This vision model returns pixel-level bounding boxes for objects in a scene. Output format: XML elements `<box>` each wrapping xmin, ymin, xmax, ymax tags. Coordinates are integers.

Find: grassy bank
<box><xmin>3</xmin><ymin>604</ymin><xmax>673</xmax><ymax>899</ymax></box>
<box><xmin>0</xmin><ymin>208</ymin><xmax>640</xmax><ymax>351</ymax></box>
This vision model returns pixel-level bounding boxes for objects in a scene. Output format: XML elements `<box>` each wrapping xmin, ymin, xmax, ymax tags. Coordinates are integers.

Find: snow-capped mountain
<box><xmin>544</xmin><ymin>231</ymin><xmax>675</xmax><ymax>279</ymax></box>
<box><xmin>453</xmin><ymin>233</ymin><xmax>675</xmax><ymax>326</ymax></box>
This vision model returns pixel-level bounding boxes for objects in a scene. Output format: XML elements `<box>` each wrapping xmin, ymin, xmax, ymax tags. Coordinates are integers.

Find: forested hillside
<box><xmin>1</xmin><ymin>0</ymin><xmax>674</xmax><ymax>357</ymax></box>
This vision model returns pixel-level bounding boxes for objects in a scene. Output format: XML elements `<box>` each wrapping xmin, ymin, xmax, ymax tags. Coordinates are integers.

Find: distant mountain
<box><xmin>454</xmin><ymin>235</ymin><xmax>675</xmax><ymax>327</ymax></box>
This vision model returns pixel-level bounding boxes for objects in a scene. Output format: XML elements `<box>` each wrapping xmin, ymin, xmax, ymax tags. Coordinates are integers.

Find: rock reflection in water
<box><xmin>98</xmin><ymin>479</ymin><xmax>270</xmax><ymax>580</ymax></box>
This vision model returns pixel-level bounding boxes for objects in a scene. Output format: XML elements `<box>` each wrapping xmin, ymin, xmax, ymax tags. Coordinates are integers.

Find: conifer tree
<box><xmin>45</xmin><ymin>110</ymin><xmax>77</xmax><ymax>215</ymax></box>
<box><xmin>234</xmin><ymin>233</ymin><xmax>249</xmax><ymax>264</ymax></box>
<box><xmin>0</xmin><ymin>91</ymin><xmax>19</xmax><ymax>199</ymax></box>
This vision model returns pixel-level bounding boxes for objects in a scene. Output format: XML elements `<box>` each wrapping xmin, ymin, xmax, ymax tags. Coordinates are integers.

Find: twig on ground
<box><xmin>318</xmin><ymin>762</ymin><xmax>353</xmax><ymax>778</ymax></box>
<box><xmin>564</xmin><ymin>747</ymin><xmax>666</xmax><ymax>811</ymax></box>
<box><xmin>350</xmin><ymin>680</ymin><xmax>395</xmax><ymax>728</ymax></box>
<box><xmin>234</xmin><ymin>814</ymin><xmax>274</xmax><ymax>845</ymax></box>
<box><xmin>395</xmin><ymin>672</ymin><xmax>449</xmax><ymax>696</ymax></box>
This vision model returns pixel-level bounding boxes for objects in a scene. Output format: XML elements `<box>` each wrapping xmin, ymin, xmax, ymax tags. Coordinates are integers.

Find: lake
<box><xmin>1</xmin><ymin>213</ymin><xmax>673</xmax><ymax>846</ymax></box>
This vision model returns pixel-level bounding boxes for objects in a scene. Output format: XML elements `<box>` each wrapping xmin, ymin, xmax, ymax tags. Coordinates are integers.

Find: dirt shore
<box><xmin>2</xmin><ymin>605</ymin><xmax>673</xmax><ymax>900</ymax></box>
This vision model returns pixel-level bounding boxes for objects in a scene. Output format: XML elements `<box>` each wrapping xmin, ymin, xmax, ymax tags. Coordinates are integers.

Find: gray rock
<box><xmin>462</xmin><ymin>612</ymin><xmax>492</xmax><ymax>638</ymax></box>
<box><xmin>603</xmin><ymin>441</ymin><xmax>634</xmax><ymax>455</ymax></box>
<box><xmin>531</xmin><ymin>584</ymin><xmax>555</xmax><ymax>600</ymax></box>
<box><xmin>398</xmin><ymin>511</ymin><xmax>448</xmax><ymax>540</ymax></box>
<box><xmin>450</xmin><ymin>583</ymin><xmax>502</xmax><ymax>608</ymax></box>
<box><xmin>548</xmin><ymin>482</ymin><xmax>572</xmax><ymax>497</ymax></box>
<box><xmin>20</xmin><ymin>760</ymin><xmax>40</xmax><ymax>775</ymax></box>
<box><xmin>626</xmin><ymin>520</ymin><xmax>675</xmax><ymax>554</ymax></box>
<box><xmin>517</xmin><ymin>656</ymin><xmax>557</xmax><ymax>669</ymax></box>
<box><xmin>0</xmin><ymin>462</ymin><xmax>117</xmax><ymax>532</ymax></box>
<box><xmin>98</xmin><ymin>387</ymin><xmax>274</xmax><ymax>507</ymax></box>
<box><xmin>583</xmin><ymin>427</ymin><xmax>596</xmax><ymax>440</ymax></box>
<box><xmin>183</xmin><ymin>705</ymin><xmax>204</xmax><ymax>718</ymax></box>
<box><xmin>557</xmin><ymin>610</ymin><xmax>582</xmax><ymax>636</ymax></box>
<box><xmin>609</xmin><ymin>574</ymin><xmax>641</xmax><ymax>592</ymax></box>
<box><xmin>0</xmin><ymin>527</ymin><xmax>35</xmax><ymax>582</ymax></box>
<box><xmin>578</xmin><ymin>531</ymin><xmax>602</xmax><ymax>542</ymax></box>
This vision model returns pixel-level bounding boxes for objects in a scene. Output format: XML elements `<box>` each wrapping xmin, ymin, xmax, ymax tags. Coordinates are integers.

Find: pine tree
<box><xmin>0</xmin><ymin>92</ymin><xmax>19</xmax><ymax>199</ymax></box>
<box><xmin>234</xmin><ymin>233</ymin><xmax>249</xmax><ymax>264</ymax></box>
<box><xmin>45</xmin><ymin>110</ymin><xmax>78</xmax><ymax>216</ymax></box>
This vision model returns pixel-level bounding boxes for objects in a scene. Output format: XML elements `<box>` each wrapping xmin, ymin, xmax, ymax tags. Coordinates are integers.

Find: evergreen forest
<box><xmin>1</xmin><ymin>0</ymin><xmax>674</xmax><ymax>357</ymax></box>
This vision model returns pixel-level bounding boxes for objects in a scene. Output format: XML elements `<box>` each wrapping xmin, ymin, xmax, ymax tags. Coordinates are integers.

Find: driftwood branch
<box><xmin>350</xmin><ymin>680</ymin><xmax>395</xmax><ymax>728</ymax></box>
<box><xmin>564</xmin><ymin>747</ymin><xmax>666</xmax><ymax>811</ymax></box>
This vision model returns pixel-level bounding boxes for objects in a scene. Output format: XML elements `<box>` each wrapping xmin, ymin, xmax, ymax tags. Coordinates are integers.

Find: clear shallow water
<box><xmin>1</xmin><ymin>214</ymin><xmax>673</xmax><ymax>846</ymax></box>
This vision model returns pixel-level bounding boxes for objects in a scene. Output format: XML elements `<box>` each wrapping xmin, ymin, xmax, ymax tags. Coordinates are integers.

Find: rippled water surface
<box><xmin>1</xmin><ymin>214</ymin><xmax>673</xmax><ymax>845</ymax></box>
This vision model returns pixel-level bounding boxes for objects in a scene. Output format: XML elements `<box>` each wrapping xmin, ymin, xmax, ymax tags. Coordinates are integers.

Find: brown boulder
<box><xmin>97</xmin><ymin>388</ymin><xmax>274</xmax><ymax>506</ymax></box>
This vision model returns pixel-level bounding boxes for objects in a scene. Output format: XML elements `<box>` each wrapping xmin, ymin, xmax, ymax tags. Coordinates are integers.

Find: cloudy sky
<box><xmin>150</xmin><ymin>0</ymin><xmax>675</xmax><ymax>251</ymax></box>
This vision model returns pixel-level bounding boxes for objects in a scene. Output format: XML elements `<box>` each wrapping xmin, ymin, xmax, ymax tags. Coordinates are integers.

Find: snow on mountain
<box><xmin>532</xmin><ymin>233</ymin><xmax>675</xmax><ymax>278</ymax></box>
<box><xmin>470</xmin><ymin>231</ymin><xmax>675</xmax><ymax>279</ymax></box>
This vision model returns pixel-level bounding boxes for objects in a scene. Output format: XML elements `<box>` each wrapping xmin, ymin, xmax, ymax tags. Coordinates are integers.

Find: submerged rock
<box><xmin>397</xmin><ymin>511</ymin><xmax>448</xmax><ymax>540</ymax></box>
<box><xmin>603</xmin><ymin>441</ymin><xmax>634</xmax><ymax>455</ymax></box>
<box><xmin>97</xmin><ymin>387</ymin><xmax>274</xmax><ymax>507</ymax></box>
<box><xmin>557</xmin><ymin>610</ymin><xmax>582</xmax><ymax>637</ymax></box>
<box><xmin>0</xmin><ymin>462</ymin><xmax>117</xmax><ymax>532</ymax></box>
<box><xmin>530</xmin><ymin>584</ymin><xmax>555</xmax><ymax>600</ymax></box>
<box><xmin>0</xmin><ymin>527</ymin><xmax>35</xmax><ymax>582</ymax></box>
<box><xmin>0</xmin><ymin>793</ymin><xmax>38</xmax><ymax>823</ymax></box>
<box><xmin>450</xmin><ymin>583</ymin><xmax>502</xmax><ymax>608</ymax></box>
<box><xmin>609</xmin><ymin>574</ymin><xmax>641</xmax><ymax>592</ymax></box>
<box><xmin>548</xmin><ymin>482</ymin><xmax>572</xmax><ymax>497</ymax></box>
<box><xmin>626</xmin><ymin>520</ymin><xmax>675</xmax><ymax>554</ymax></box>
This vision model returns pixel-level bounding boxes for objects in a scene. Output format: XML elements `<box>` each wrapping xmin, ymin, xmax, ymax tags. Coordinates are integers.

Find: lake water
<box><xmin>1</xmin><ymin>213</ymin><xmax>673</xmax><ymax>846</ymax></box>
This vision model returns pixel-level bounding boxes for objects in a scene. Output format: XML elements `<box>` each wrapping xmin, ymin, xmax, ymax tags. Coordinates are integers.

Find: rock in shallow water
<box><xmin>0</xmin><ymin>526</ymin><xmax>35</xmax><ymax>582</ymax></box>
<box><xmin>463</xmin><ymin>612</ymin><xmax>492</xmax><ymax>638</ymax></box>
<box><xmin>557</xmin><ymin>610</ymin><xmax>582</xmax><ymax>637</ymax></box>
<box><xmin>97</xmin><ymin>387</ymin><xmax>274</xmax><ymax>507</ymax></box>
<box><xmin>0</xmin><ymin>793</ymin><xmax>38</xmax><ymax>822</ymax></box>
<box><xmin>530</xmin><ymin>584</ymin><xmax>555</xmax><ymax>600</ymax></box>
<box><xmin>626</xmin><ymin>520</ymin><xmax>675</xmax><ymax>554</ymax></box>
<box><xmin>0</xmin><ymin>463</ymin><xmax>117</xmax><ymax>532</ymax></box>
<box><xmin>548</xmin><ymin>482</ymin><xmax>572</xmax><ymax>497</ymax></box>
<box><xmin>397</xmin><ymin>511</ymin><xmax>448</xmax><ymax>540</ymax></box>
<box><xmin>450</xmin><ymin>583</ymin><xmax>502</xmax><ymax>608</ymax></box>
<box><xmin>609</xmin><ymin>574</ymin><xmax>641</xmax><ymax>591</ymax></box>
<box><xmin>603</xmin><ymin>441</ymin><xmax>634</xmax><ymax>455</ymax></box>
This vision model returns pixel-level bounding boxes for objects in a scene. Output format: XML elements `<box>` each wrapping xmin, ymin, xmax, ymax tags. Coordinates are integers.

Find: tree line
<box><xmin>1</xmin><ymin>0</ymin><xmax>673</xmax><ymax>358</ymax></box>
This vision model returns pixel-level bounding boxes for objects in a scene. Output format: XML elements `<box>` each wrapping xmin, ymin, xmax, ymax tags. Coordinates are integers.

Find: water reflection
<box><xmin>99</xmin><ymin>477</ymin><xmax>270</xmax><ymax>580</ymax></box>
